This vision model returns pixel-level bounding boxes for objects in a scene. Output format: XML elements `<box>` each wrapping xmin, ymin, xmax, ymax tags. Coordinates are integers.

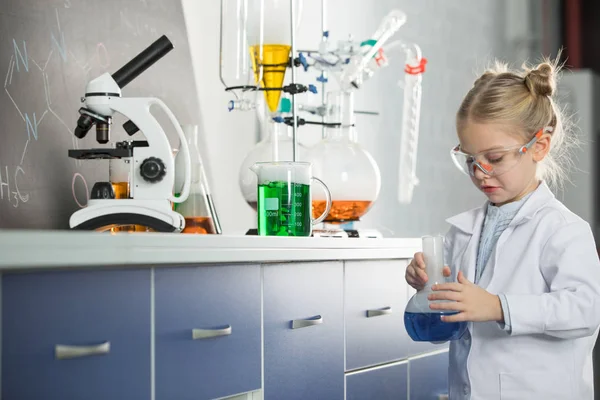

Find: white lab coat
<box><xmin>444</xmin><ymin>182</ymin><xmax>600</xmax><ymax>400</ymax></box>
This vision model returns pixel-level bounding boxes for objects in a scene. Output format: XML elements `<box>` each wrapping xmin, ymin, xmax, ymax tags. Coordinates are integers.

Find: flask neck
<box><xmin>325</xmin><ymin>90</ymin><xmax>357</xmax><ymax>142</ymax></box>
<box><xmin>324</xmin><ymin>125</ymin><xmax>358</xmax><ymax>142</ymax></box>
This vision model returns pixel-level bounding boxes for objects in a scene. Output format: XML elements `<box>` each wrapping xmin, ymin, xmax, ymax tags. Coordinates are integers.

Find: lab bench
<box><xmin>0</xmin><ymin>232</ymin><xmax>449</xmax><ymax>400</ymax></box>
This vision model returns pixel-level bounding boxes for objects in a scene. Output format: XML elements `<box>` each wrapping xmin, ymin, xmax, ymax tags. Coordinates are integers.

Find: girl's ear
<box><xmin>532</xmin><ymin>133</ymin><xmax>552</xmax><ymax>162</ymax></box>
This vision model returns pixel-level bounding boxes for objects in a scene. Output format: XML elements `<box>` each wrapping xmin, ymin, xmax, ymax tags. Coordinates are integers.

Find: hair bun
<box><xmin>525</xmin><ymin>63</ymin><xmax>555</xmax><ymax>97</ymax></box>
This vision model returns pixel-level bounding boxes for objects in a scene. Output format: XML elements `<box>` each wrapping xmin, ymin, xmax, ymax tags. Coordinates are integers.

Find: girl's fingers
<box><xmin>432</xmin><ymin>282</ymin><xmax>463</xmax><ymax>292</ymax></box>
<box><xmin>429</xmin><ymin>301</ymin><xmax>465</xmax><ymax>312</ymax></box>
<box><xmin>414</xmin><ymin>252</ymin><xmax>426</xmax><ymax>270</ymax></box>
<box><xmin>428</xmin><ymin>291</ymin><xmax>462</xmax><ymax>302</ymax></box>
<box><xmin>441</xmin><ymin>312</ymin><xmax>468</xmax><ymax>323</ymax></box>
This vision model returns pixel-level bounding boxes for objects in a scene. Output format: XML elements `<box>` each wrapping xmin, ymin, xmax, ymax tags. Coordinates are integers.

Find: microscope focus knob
<box><xmin>140</xmin><ymin>157</ymin><xmax>166</xmax><ymax>183</ymax></box>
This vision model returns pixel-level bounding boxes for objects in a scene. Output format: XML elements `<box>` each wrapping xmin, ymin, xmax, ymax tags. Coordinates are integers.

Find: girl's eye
<box><xmin>488</xmin><ymin>156</ymin><xmax>504</xmax><ymax>164</ymax></box>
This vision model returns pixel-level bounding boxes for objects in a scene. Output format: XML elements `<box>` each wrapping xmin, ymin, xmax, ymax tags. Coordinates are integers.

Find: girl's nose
<box><xmin>472</xmin><ymin>162</ymin><xmax>492</xmax><ymax>180</ymax></box>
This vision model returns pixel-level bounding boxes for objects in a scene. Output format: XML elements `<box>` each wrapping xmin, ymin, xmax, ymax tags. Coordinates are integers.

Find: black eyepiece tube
<box><xmin>111</xmin><ymin>35</ymin><xmax>174</xmax><ymax>89</ymax></box>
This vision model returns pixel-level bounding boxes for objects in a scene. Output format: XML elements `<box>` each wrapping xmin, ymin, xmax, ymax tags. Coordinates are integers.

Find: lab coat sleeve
<box><xmin>504</xmin><ymin>221</ymin><xmax>600</xmax><ymax>338</ymax></box>
<box><xmin>497</xmin><ymin>293</ymin><xmax>512</xmax><ymax>332</ymax></box>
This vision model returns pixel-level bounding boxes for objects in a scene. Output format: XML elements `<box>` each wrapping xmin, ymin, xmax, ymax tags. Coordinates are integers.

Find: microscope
<box><xmin>68</xmin><ymin>35</ymin><xmax>191</xmax><ymax>232</ymax></box>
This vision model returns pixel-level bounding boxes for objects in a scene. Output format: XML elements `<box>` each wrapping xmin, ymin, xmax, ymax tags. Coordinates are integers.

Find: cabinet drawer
<box><xmin>263</xmin><ymin>262</ymin><xmax>344</xmax><ymax>400</ymax></box>
<box><xmin>155</xmin><ymin>265</ymin><xmax>261</xmax><ymax>400</ymax></box>
<box><xmin>2</xmin><ymin>269</ymin><xmax>151</xmax><ymax>400</ymax></box>
<box><xmin>346</xmin><ymin>362</ymin><xmax>408</xmax><ymax>400</ymax></box>
<box><xmin>409</xmin><ymin>351</ymin><xmax>449</xmax><ymax>400</ymax></box>
<box><xmin>345</xmin><ymin>259</ymin><xmax>409</xmax><ymax>370</ymax></box>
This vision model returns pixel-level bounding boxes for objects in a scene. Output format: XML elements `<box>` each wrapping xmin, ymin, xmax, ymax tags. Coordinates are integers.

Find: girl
<box><xmin>405</xmin><ymin>59</ymin><xmax>600</xmax><ymax>399</ymax></box>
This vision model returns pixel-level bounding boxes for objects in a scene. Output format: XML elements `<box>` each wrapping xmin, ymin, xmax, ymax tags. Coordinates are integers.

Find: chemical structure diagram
<box><xmin>1</xmin><ymin>7</ymin><xmax>111</xmax><ymax>210</ymax></box>
<box><xmin>2</xmin><ymin>4</ymin><xmax>156</xmax><ymax>212</ymax></box>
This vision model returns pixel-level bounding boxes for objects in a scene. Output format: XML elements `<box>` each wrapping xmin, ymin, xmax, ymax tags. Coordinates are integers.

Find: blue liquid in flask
<box><xmin>404</xmin><ymin>311</ymin><xmax>467</xmax><ymax>342</ymax></box>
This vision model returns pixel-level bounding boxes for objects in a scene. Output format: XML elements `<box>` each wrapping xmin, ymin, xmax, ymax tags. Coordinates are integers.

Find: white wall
<box><xmin>180</xmin><ymin>0</ymin><xmax>519</xmax><ymax>237</ymax></box>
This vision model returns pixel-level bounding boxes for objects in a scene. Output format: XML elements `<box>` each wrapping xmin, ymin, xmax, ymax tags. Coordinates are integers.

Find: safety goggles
<box><xmin>450</xmin><ymin>129</ymin><xmax>546</xmax><ymax>178</ymax></box>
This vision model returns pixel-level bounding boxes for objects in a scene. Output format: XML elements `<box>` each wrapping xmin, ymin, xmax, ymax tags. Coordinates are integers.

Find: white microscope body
<box><xmin>69</xmin><ymin>36</ymin><xmax>191</xmax><ymax>232</ymax></box>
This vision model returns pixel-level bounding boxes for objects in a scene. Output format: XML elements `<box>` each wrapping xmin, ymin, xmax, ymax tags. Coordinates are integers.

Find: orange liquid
<box><xmin>108</xmin><ymin>181</ymin><xmax>154</xmax><ymax>233</ymax></box>
<box><xmin>182</xmin><ymin>217</ymin><xmax>217</xmax><ymax>234</ymax></box>
<box><xmin>112</xmin><ymin>181</ymin><xmax>129</xmax><ymax>199</ymax></box>
<box><xmin>312</xmin><ymin>200</ymin><xmax>373</xmax><ymax>223</ymax></box>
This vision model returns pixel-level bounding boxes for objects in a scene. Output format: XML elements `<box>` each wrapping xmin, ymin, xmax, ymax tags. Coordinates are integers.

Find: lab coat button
<box><xmin>463</xmin><ymin>385</ymin><xmax>470</xmax><ymax>395</ymax></box>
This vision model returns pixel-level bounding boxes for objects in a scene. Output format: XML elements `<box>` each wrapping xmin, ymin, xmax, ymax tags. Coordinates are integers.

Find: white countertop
<box><xmin>0</xmin><ymin>230</ymin><xmax>421</xmax><ymax>271</ymax></box>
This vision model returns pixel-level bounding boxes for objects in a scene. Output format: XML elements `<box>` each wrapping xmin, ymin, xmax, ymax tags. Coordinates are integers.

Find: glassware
<box><xmin>219</xmin><ymin>0</ymin><xmax>261</xmax><ymax>111</ymax></box>
<box><xmin>305</xmin><ymin>90</ymin><xmax>381</xmax><ymax>224</ymax></box>
<box><xmin>250</xmin><ymin>161</ymin><xmax>331</xmax><ymax>236</ymax></box>
<box><xmin>174</xmin><ymin>125</ymin><xmax>222</xmax><ymax>234</ymax></box>
<box><xmin>239</xmin><ymin>118</ymin><xmax>308</xmax><ymax>210</ymax></box>
<box><xmin>404</xmin><ymin>235</ymin><xmax>468</xmax><ymax>342</ymax></box>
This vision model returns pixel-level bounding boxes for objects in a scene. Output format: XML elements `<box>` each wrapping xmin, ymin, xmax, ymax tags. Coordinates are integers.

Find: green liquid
<box><xmin>258</xmin><ymin>181</ymin><xmax>311</xmax><ymax>236</ymax></box>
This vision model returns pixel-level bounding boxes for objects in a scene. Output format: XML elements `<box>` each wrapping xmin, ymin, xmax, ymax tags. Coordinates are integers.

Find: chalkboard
<box><xmin>0</xmin><ymin>0</ymin><xmax>199</xmax><ymax>229</ymax></box>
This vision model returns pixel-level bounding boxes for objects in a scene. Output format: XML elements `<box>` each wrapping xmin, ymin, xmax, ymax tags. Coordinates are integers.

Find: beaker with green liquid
<box><xmin>250</xmin><ymin>162</ymin><xmax>332</xmax><ymax>237</ymax></box>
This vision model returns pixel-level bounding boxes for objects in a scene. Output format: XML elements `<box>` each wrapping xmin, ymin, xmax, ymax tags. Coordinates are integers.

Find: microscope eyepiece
<box><xmin>111</xmin><ymin>35</ymin><xmax>174</xmax><ymax>89</ymax></box>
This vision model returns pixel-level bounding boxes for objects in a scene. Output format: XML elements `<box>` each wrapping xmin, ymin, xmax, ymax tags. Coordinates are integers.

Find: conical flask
<box><xmin>404</xmin><ymin>235</ymin><xmax>467</xmax><ymax>341</ymax></box>
<box><xmin>174</xmin><ymin>126</ymin><xmax>222</xmax><ymax>234</ymax></box>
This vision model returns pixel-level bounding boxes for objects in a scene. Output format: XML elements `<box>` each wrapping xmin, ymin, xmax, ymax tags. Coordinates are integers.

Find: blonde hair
<box><xmin>456</xmin><ymin>56</ymin><xmax>576</xmax><ymax>191</ymax></box>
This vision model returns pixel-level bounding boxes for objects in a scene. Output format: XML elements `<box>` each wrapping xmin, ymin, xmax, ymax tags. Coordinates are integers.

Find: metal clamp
<box><xmin>192</xmin><ymin>325</ymin><xmax>232</xmax><ymax>340</ymax></box>
<box><xmin>291</xmin><ymin>315</ymin><xmax>323</xmax><ymax>329</ymax></box>
<box><xmin>367</xmin><ymin>306</ymin><xmax>392</xmax><ymax>318</ymax></box>
<box><xmin>55</xmin><ymin>341</ymin><xmax>110</xmax><ymax>360</ymax></box>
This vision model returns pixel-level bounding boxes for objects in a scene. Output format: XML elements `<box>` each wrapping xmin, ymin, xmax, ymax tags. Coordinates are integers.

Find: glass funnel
<box><xmin>404</xmin><ymin>235</ymin><xmax>467</xmax><ymax>342</ymax></box>
<box><xmin>247</xmin><ymin>0</ymin><xmax>303</xmax><ymax>114</ymax></box>
<box><xmin>239</xmin><ymin>117</ymin><xmax>308</xmax><ymax>210</ymax></box>
<box><xmin>305</xmin><ymin>90</ymin><xmax>381</xmax><ymax>223</ymax></box>
<box><xmin>174</xmin><ymin>125</ymin><xmax>222</xmax><ymax>234</ymax></box>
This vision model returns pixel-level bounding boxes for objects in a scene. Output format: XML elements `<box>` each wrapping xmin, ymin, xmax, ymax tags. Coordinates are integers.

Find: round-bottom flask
<box><xmin>305</xmin><ymin>91</ymin><xmax>380</xmax><ymax>224</ymax></box>
<box><xmin>404</xmin><ymin>235</ymin><xmax>468</xmax><ymax>342</ymax></box>
<box><xmin>239</xmin><ymin>119</ymin><xmax>308</xmax><ymax>210</ymax></box>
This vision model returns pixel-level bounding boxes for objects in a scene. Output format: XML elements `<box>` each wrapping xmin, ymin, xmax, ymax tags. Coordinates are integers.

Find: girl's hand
<box><xmin>405</xmin><ymin>252</ymin><xmax>451</xmax><ymax>291</ymax></box>
<box><xmin>428</xmin><ymin>271</ymin><xmax>503</xmax><ymax>323</ymax></box>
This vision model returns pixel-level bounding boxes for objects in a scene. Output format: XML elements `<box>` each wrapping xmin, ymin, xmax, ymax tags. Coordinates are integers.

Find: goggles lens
<box><xmin>450</xmin><ymin>128</ymin><xmax>545</xmax><ymax>177</ymax></box>
<box><xmin>451</xmin><ymin>147</ymin><xmax>524</xmax><ymax>177</ymax></box>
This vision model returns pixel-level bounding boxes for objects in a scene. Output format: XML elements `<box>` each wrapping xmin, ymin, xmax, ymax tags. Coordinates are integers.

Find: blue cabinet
<box><xmin>155</xmin><ymin>265</ymin><xmax>261</xmax><ymax>400</ymax></box>
<box><xmin>263</xmin><ymin>262</ymin><xmax>344</xmax><ymax>400</ymax></box>
<box><xmin>346</xmin><ymin>362</ymin><xmax>408</xmax><ymax>400</ymax></box>
<box><xmin>409</xmin><ymin>351</ymin><xmax>449</xmax><ymax>400</ymax></box>
<box><xmin>345</xmin><ymin>260</ymin><xmax>410</xmax><ymax>370</ymax></box>
<box><xmin>2</xmin><ymin>269</ymin><xmax>151</xmax><ymax>400</ymax></box>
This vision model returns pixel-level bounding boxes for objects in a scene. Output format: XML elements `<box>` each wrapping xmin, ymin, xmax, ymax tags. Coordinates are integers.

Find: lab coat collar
<box><xmin>446</xmin><ymin>181</ymin><xmax>555</xmax><ymax>234</ymax></box>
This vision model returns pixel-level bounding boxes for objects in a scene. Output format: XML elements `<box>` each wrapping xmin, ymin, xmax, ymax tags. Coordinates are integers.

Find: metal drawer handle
<box><xmin>367</xmin><ymin>306</ymin><xmax>392</xmax><ymax>318</ymax></box>
<box><xmin>192</xmin><ymin>325</ymin><xmax>232</xmax><ymax>340</ymax></box>
<box><xmin>55</xmin><ymin>341</ymin><xmax>110</xmax><ymax>360</ymax></box>
<box><xmin>291</xmin><ymin>315</ymin><xmax>323</xmax><ymax>329</ymax></box>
